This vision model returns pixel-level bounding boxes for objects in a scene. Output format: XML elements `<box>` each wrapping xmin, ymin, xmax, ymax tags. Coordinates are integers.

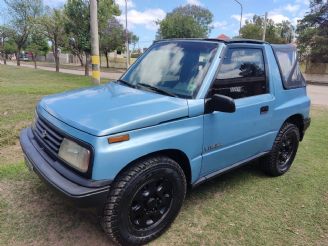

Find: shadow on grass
<box><xmin>189</xmin><ymin>160</ymin><xmax>268</xmax><ymax>197</ymax></box>
<box><xmin>1</xmin><ymin>159</ymin><xmax>268</xmax><ymax>245</ymax></box>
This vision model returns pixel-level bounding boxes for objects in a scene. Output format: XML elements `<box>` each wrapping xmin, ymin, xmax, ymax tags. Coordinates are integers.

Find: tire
<box><xmin>101</xmin><ymin>156</ymin><xmax>187</xmax><ymax>245</ymax></box>
<box><xmin>261</xmin><ymin>122</ymin><xmax>300</xmax><ymax>176</ymax></box>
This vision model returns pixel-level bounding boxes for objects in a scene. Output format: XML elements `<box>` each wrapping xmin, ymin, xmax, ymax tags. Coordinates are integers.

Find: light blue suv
<box><xmin>20</xmin><ymin>39</ymin><xmax>311</xmax><ymax>245</ymax></box>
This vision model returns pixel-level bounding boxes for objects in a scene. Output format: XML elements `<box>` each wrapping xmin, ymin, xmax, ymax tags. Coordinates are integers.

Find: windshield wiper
<box><xmin>116</xmin><ymin>79</ymin><xmax>136</xmax><ymax>88</ymax></box>
<box><xmin>137</xmin><ymin>83</ymin><xmax>177</xmax><ymax>97</ymax></box>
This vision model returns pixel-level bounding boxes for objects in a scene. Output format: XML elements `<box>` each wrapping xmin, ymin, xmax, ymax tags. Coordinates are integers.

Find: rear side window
<box><xmin>211</xmin><ymin>48</ymin><xmax>267</xmax><ymax>99</ymax></box>
<box><xmin>272</xmin><ymin>44</ymin><xmax>306</xmax><ymax>89</ymax></box>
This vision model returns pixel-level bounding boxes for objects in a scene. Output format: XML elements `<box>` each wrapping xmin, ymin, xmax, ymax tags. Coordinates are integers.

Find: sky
<box><xmin>1</xmin><ymin>0</ymin><xmax>311</xmax><ymax>48</ymax></box>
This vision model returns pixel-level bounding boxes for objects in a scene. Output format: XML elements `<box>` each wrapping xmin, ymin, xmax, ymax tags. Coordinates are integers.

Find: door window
<box><xmin>212</xmin><ymin>48</ymin><xmax>267</xmax><ymax>99</ymax></box>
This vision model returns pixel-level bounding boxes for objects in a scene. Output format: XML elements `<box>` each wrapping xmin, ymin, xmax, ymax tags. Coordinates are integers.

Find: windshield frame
<box><xmin>118</xmin><ymin>40</ymin><xmax>223</xmax><ymax>99</ymax></box>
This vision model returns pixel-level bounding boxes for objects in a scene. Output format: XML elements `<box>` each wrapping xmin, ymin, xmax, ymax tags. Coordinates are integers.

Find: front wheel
<box><xmin>101</xmin><ymin>156</ymin><xmax>186</xmax><ymax>245</ymax></box>
<box><xmin>261</xmin><ymin>122</ymin><xmax>300</xmax><ymax>176</ymax></box>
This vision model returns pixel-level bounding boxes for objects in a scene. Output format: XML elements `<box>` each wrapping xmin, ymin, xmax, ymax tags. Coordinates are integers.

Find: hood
<box><xmin>39</xmin><ymin>82</ymin><xmax>189</xmax><ymax>136</ymax></box>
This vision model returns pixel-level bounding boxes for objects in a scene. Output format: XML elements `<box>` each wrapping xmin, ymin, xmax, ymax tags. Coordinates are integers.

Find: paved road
<box><xmin>5</xmin><ymin>61</ymin><xmax>122</xmax><ymax>80</ymax></box>
<box><xmin>304</xmin><ymin>74</ymin><xmax>328</xmax><ymax>84</ymax></box>
<box><xmin>307</xmin><ymin>85</ymin><xmax>328</xmax><ymax>106</ymax></box>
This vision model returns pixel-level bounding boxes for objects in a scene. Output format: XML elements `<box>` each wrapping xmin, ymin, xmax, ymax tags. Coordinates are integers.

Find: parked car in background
<box><xmin>20</xmin><ymin>39</ymin><xmax>310</xmax><ymax>245</ymax></box>
<box><xmin>19</xmin><ymin>52</ymin><xmax>30</xmax><ymax>61</ymax></box>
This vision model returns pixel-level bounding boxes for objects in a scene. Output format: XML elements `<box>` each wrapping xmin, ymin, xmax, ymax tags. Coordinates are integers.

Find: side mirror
<box><xmin>205</xmin><ymin>94</ymin><xmax>236</xmax><ymax>113</ymax></box>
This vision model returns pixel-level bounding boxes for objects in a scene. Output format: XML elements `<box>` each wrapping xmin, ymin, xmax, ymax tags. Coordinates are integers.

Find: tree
<box><xmin>296</xmin><ymin>0</ymin><xmax>328</xmax><ymax>63</ymax></box>
<box><xmin>157</xmin><ymin>4</ymin><xmax>213</xmax><ymax>39</ymax></box>
<box><xmin>129</xmin><ymin>32</ymin><xmax>139</xmax><ymax>52</ymax></box>
<box><xmin>0</xmin><ymin>25</ymin><xmax>15</xmax><ymax>64</ymax></box>
<box><xmin>276</xmin><ymin>21</ymin><xmax>294</xmax><ymax>43</ymax></box>
<box><xmin>26</xmin><ymin>31</ymin><xmax>49</xmax><ymax>68</ymax></box>
<box><xmin>64</xmin><ymin>0</ymin><xmax>90</xmax><ymax>73</ymax></box>
<box><xmin>64</xmin><ymin>0</ymin><xmax>120</xmax><ymax>76</ymax></box>
<box><xmin>239</xmin><ymin>15</ymin><xmax>294</xmax><ymax>44</ymax></box>
<box><xmin>3</xmin><ymin>40</ymin><xmax>17</xmax><ymax>61</ymax></box>
<box><xmin>4</xmin><ymin>0</ymin><xmax>43</xmax><ymax>66</ymax></box>
<box><xmin>100</xmin><ymin>17</ymin><xmax>124</xmax><ymax>68</ymax></box>
<box><xmin>38</xmin><ymin>8</ymin><xmax>66</xmax><ymax>72</ymax></box>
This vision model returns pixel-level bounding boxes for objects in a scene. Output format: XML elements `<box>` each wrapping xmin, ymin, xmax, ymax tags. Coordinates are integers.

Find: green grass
<box><xmin>0</xmin><ymin>64</ymin><xmax>328</xmax><ymax>245</ymax></box>
<box><xmin>0</xmin><ymin>65</ymin><xmax>106</xmax><ymax>155</ymax></box>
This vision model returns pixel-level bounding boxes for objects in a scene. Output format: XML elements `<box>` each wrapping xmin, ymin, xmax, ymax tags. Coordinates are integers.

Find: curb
<box><xmin>307</xmin><ymin>81</ymin><xmax>328</xmax><ymax>86</ymax></box>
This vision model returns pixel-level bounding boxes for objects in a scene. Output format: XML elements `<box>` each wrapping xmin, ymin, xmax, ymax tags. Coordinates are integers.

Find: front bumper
<box><xmin>19</xmin><ymin>127</ymin><xmax>111</xmax><ymax>207</ymax></box>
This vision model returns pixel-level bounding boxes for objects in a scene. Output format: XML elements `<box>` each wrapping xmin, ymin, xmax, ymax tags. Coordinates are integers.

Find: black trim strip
<box><xmin>192</xmin><ymin>151</ymin><xmax>269</xmax><ymax>188</ymax></box>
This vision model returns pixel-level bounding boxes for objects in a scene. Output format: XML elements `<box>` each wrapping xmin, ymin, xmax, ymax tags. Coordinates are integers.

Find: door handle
<box><xmin>260</xmin><ymin>106</ymin><xmax>269</xmax><ymax>114</ymax></box>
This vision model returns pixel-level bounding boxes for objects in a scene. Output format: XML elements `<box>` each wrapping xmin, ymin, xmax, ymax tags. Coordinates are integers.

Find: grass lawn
<box><xmin>0</xmin><ymin>64</ymin><xmax>327</xmax><ymax>245</ymax></box>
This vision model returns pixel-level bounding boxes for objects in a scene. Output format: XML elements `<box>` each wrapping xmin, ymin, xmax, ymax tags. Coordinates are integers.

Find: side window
<box><xmin>212</xmin><ymin>48</ymin><xmax>268</xmax><ymax>99</ymax></box>
<box><xmin>273</xmin><ymin>46</ymin><xmax>306</xmax><ymax>89</ymax></box>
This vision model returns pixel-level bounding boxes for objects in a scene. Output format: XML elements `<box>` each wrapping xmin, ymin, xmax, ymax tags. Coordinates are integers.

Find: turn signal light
<box><xmin>108</xmin><ymin>134</ymin><xmax>130</xmax><ymax>144</ymax></box>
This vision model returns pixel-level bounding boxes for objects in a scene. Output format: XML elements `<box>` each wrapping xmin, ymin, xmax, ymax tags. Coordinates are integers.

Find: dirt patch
<box><xmin>0</xmin><ymin>175</ymin><xmax>114</xmax><ymax>246</ymax></box>
<box><xmin>0</xmin><ymin>141</ymin><xmax>23</xmax><ymax>165</ymax></box>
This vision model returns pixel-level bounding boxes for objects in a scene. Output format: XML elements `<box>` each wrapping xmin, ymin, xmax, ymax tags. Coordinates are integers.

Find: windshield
<box><xmin>121</xmin><ymin>41</ymin><xmax>218</xmax><ymax>98</ymax></box>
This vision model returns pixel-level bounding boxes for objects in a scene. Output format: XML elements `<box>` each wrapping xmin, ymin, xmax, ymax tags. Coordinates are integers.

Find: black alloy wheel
<box><xmin>129</xmin><ymin>177</ymin><xmax>173</xmax><ymax>230</ymax></box>
<box><xmin>101</xmin><ymin>156</ymin><xmax>186</xmax><ymax>245</ymax></box>
<box><xmin>277</xmin><ymin>131</ymin><xmax>297</xmax><ymax>172</ymax></box>
<box><xmin>261</xmin><ymin>122</ymin><xmax>300</xmax><ymax>176</ymax></box>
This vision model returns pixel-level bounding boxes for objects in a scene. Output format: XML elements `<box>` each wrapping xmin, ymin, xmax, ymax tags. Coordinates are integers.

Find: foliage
<box><xmin>4</xmin><ymin>0</ymin><xmax>44</xmax><ymax>65</ymax></box>
<box><xmin>3</xmin><ymin>40</ymin><xmax>17</xmax><ymax>56</ymax></box>
<box><xmin>157</xmin><ymin>4</ymin><xmax>213</xmax><ymax>39</ymax></box>
<box><xmin>64</xmin><ymin>0</ymin><xmax>120</xmax><ymax>70</ymax></box>
<box><xmin>0</xmin><ymin>26</ymin><xmax>16</xmax><ymax>60</ymax></box>
<box><xmin>99</xmin><ymin>16</ymin><xmax>139</xmax><ymax>68</ymax></box>
<box><xmin>64</xmin><ymin>0</ymin><xmax>90</xmax><ymax>65</ymax></box>
<box><xmin>26</xmin><ymin>30</ymin><xmax>49</xmax><ymax>68</ymax></box>
<box><xmin>100</xmin><ymin>17</ymin><xmax>124</xmax><ymax>67</ymax></box>
<box><xmin>37</xmin><ymin>8</ymin><xmax>67</xmax><ymax>72</ymax></box>
<box><xmin>98</xmin><ymin>0</ymin><xmax>120</xmax><ymax>32</ymax></box>
<box><xmin>129</xmin><ymin>32</ymin><xmax>139</xmax><ymax>51</ymax></box>
<box><xmin>296</xmin><ymin>0</ymin><xmax>328</xmax><ymax>62</ymax></box>
<box><xmin>240</xmin><ymin>15</ymin><xmax>294</xmax><ymax>44</ymax></box>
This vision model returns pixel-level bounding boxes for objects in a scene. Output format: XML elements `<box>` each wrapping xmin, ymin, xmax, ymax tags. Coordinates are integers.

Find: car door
<box><xmin>201</xmin><ymin>44</ymin><xmax>276</xmax><ymax>176</ymax></box>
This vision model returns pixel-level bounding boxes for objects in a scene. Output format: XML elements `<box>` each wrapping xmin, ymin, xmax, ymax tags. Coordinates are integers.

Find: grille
<box><xmin>33</xmin><ymin>115</ymin><xmax>64</xmax><ymax>157</ymax></box>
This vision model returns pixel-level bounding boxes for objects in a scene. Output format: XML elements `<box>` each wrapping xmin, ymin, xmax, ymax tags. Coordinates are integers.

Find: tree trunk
<box><xmin>105</xmin><ymin>51</ymin><xmax>109</xmax><ymax>68</ymax></box>
<box><xmin>55</xmin><ymin>55</ymin><xmax>60</xmax><ymax>72</ymax></box>
<box><xmin>78</xmin><ymin>54</ymin><xmax>84</xmax><ymax>66</ymax></box>
<box><xmin>84</xmin><ymin>53</ymin><xmax>89</xmax><ymax>76</ymax></box>
<box><xmin>16</xmin><ymin>48</ymin><xmax>21</xmax><ymax>66</ymax></box>
<box><xmin>33</xmin><ymin>54</ymin><xmax>37</xmax><ymax>69</ymax></box>
<box><xmin>54</xmin><ymin>45</ymin><xmax>60</xmax><ymax>72</ymax></box>
<box><xmin>3</xmin><ymin>54</ymin><xmax>6</xmax><ymax>65</ymax></box>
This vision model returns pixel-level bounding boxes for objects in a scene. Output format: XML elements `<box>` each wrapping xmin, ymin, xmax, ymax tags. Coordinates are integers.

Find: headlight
<box><xmin>58</xmin><ymin>138</ymin><xmax>90</xmax><ymax>172</ymax></box>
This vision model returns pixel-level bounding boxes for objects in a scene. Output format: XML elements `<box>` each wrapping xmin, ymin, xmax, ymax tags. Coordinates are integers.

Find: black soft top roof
<box><xmin>155</xmin><ymin>38</ymin><xmax>302</xmax><ymax>48</ymax></box>
<box><xmin>155</xmin><ymin>38</ymin><xmax>270</xmax><ymax>45</ymax></box>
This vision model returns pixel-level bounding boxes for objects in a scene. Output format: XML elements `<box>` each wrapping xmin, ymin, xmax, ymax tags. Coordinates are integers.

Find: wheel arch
<box><xmin>115</xmin><ymin>149</ymin><xmax>192</xmax><ymax>186</ymax></box>
<box><xmin>284</xmin><ymin>114</ymin><xmax>304</xmax><ymax>140</ymax></box>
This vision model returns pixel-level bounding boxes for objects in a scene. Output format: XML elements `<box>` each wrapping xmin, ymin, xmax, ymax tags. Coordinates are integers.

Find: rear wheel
<box><xmin>101</xmin><ymin>156</ymin><xmax>186</xmax><ymax>245</ymax></box>
<box><xmin>261</xmin><ymin>122</ymin><xmax>300</xmax><ymax>176</ymax></box>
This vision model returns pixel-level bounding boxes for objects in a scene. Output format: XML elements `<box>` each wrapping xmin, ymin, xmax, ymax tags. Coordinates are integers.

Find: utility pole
<box><xmin>262</xmin><ymin>12</ymin><xmax>268</xmax><ymax>41</ymax></box>
<box><xmin>125</xmin><ymin>0</ymin><xmax>129</xmax><ymax>69</ymax></box>
<box><xmin>90</xmin><ymin>0</ymin><xmax>100</xmax><ymax>85</ymax></box>
<box><xmin>232</xmin><ymin>0</ymin><xmax>243</xmax><ymax>37</ymax></box>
